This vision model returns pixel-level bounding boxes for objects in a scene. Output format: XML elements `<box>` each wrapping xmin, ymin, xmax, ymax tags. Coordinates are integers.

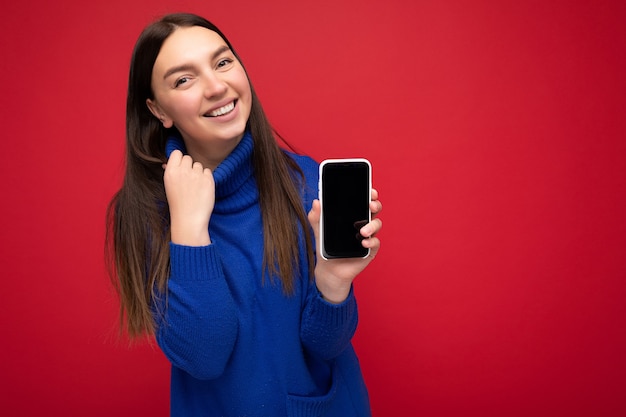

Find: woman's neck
<box><xmin>182</xmin><ymin>134</ymin><xmax>244</xmax><ymax>170</ymax></box>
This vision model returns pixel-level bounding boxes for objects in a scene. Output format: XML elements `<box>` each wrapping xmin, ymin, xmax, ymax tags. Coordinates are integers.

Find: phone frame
<box><xmin>318</xmin><ymin>158</ymin><xmax>372</xmax><ymax>260</ymax></box>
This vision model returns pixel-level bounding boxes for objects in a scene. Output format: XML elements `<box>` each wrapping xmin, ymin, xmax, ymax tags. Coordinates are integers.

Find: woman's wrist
<box><xmin>170</xmin><ymin>222</ymin><xmax>211</xmax><ymax>246</ymax></box>
<box><xmin>315</xmin><ymin>278</ymin><xmax>351</xmax><ymax>304</ymax></box>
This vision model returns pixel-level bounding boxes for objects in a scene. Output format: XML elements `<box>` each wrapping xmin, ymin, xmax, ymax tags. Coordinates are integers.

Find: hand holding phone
<box><xmin>319</xmin><ymin>158</ymin><xmax>372</xmax><ymax>260</ymax></box>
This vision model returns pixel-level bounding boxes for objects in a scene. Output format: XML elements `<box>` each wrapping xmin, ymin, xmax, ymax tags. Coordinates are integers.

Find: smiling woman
<box><xmin>146</xmin><ymin>27</ymin><xmax>252</xmax><ymax>169</ymax></box>
<box><xmin>105</xmin><ymin>12</ymin><xmax>383</xmax><ymax>417</ymax></box>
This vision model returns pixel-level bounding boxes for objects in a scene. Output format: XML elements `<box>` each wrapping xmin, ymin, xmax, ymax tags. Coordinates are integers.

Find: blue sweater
<box><xmin>156</xmin><ymin>132</ymin><xmax>371</xmax><ymax>416</ymax></box>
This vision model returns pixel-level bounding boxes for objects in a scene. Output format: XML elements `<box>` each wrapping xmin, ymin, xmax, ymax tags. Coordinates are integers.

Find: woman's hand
<box><xmin>308</xmin><ymin>188</ymin><xmax>383</xmax><ymax>304</ymax></box>
<box><xmin>164</xmin><ymin>150</ymin><xmax>215</xmax><ymax>246</ymax></box>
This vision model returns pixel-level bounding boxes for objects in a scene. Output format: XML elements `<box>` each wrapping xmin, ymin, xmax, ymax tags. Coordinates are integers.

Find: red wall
<box><xmin>2</xmin><ymin>0</ymin><xmax>625</xmax><ymax>415</ymax></box>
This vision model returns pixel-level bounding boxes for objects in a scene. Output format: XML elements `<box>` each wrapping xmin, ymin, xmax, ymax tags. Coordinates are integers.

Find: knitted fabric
<box><xmin>156</xmin><ymin>132</ymin><xmax>371</xmax><ymax>416</ymax></box>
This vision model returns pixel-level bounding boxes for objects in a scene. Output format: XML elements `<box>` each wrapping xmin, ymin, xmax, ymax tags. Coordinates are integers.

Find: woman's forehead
<box><xmin>160</xmin><ymin>26</ymin><xmax>227</xmax><ymax>57</ymax></box>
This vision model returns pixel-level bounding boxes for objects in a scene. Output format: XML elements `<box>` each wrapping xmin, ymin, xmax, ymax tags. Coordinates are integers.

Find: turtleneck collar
<box><xmin>165</xmin><ymin>132</ymin><xmax>258</xmax><ymax>213</ymax></box>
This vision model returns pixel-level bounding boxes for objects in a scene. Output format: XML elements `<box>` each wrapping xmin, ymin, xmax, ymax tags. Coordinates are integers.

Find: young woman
<box><xmin>106</xmin><ymin>12</ymin><xmax>382</xmax><ymax>416</ymax></box>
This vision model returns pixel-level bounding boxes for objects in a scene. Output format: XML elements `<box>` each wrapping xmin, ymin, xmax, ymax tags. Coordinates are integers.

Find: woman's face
<box><xmin>147</xmin><ymin>26</ymin><xmax>252</xmax><ymax>158</ymax></box>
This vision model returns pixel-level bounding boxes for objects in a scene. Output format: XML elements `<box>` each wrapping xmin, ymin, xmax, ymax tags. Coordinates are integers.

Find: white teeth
<box><xmin>208</xmin><ymin>102</ymin><xmax>235</xmax><ymax>117</ymax></box>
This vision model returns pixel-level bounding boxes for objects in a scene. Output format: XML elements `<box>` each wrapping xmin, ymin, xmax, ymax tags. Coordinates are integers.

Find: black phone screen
<box><xmin>321</xmin><ymin>160</ymin><xmax>371</xmax><ymax>259</ymax></box>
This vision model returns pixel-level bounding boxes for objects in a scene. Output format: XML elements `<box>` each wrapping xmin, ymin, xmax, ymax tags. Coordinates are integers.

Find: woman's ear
<box><xmin>146</xmin><ymin>98</ymin><xmax>173</xmax><ymax>128</ymax></box>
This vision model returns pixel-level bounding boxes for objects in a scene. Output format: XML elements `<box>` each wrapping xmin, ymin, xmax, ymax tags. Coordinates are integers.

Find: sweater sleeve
<box><xmin>300</xmin><ymin>284</ymin><xmax>358</xmax><ymax>360</ymax></box>
<box><xmin>290</xmin><ymin>152</ymin><xmax>359</xmax><ymax>359</ymax></box>
<box><xmin>154</xmin><ymin>243</ymin><xmax>238</xmax><ymax>380</ymax></box>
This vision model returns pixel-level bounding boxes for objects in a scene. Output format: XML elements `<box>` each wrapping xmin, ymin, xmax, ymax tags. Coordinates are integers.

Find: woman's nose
<box><xmin>203</xmin><ymin>72</ymin><xmax>228</xmax><ymax>98</ymax></box>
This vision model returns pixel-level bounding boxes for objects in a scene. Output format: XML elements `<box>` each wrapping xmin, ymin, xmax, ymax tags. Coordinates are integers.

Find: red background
<box><xmin>2</xmin><ymin>0</ymin><xmax>625</xmax><ymax>416</ymax></box>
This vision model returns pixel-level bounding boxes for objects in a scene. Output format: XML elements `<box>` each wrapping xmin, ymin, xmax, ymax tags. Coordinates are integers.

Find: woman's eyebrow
<box><xmin>162</xmin><ymin>45</ymin><xmax>232</xmax><ymax>80</ymax></box>
<box><xmin>163</xmin><ymin>64</ymin><xmax>194</xmax><ymax>80</ymax></box>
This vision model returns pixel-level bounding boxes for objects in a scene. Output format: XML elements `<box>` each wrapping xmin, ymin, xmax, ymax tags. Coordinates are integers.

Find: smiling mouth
<box><xmin>205</xmin><ymin>100</ymin><xmax>236</xmax><ymax>117</ymax></box>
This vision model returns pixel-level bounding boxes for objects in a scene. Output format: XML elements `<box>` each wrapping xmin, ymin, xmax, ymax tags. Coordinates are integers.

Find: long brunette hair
<box><xmin>106</xmin><ymin>13</ymin><xmax>314</xmax><ymax>338</ymax></box>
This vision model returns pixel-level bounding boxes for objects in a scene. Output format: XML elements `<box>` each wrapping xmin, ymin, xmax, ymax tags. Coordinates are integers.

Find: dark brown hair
<box><xmin>105</xmin><ymin>13</ymin><xmax>314</xmax><ymax>338</ymax></box>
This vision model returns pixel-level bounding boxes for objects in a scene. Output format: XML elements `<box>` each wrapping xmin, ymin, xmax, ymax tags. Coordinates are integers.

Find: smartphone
<box><xmin>319</xmin><ymin>158</ymin><xmax>372</xmax><ymax>260</ymax></box>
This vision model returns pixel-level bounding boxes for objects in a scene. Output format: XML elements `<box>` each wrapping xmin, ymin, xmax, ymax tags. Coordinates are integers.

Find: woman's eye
<box><xmin>174</xmin><ymin>77</ymin><xmax>189</xmax><ymax>87</ymax></box>
<box><xmin>217</xmin><ymin>58</ymin><xmax>232</xmax><ymax>68</ymax></box>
